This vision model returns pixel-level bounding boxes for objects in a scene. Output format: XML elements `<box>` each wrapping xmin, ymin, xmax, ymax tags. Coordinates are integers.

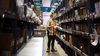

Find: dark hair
<box><xmin>50</xmin><ymin>12</ymin><xmax>54</xmax><ymax>17</ymax></box>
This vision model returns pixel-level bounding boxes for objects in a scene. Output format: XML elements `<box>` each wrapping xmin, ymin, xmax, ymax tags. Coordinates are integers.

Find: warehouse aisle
<box><xmin>16</xmin><ymin>36</ymin><xmax>68</xmax><ymax>56</ymax></box>
<box><xmin>16</xmin><ymin>37</ymin><xmax>43</xmax><ymax>56</ymax></box>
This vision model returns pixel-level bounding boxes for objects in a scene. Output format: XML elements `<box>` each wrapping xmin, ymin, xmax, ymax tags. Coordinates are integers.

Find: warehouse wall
<box><xmin>42</xmin><ymin>0</ymin><xmax>50</xmax><ymax>25</ymax></box>
<box><xmin>43</xmin><ymin>12</ymin><xmax>50</xmax><ymax>25</ymax></box>
<box><xmin>42</xmin><ymin>0</ymin><xmax>50</xmax><ymax>7</ymax></box>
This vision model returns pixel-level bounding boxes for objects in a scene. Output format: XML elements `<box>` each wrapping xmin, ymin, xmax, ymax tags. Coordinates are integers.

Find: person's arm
<box><xmin>47</xmin><ymin>20</ymin><xmax>53</xmax><ymax>28</ymax></box>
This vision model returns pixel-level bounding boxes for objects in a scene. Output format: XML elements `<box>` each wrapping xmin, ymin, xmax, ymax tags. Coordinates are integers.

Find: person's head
<box><xmin>50</xmin><ymin>12</ymin><xmax>55</xmax><ymax>20</ymax></box>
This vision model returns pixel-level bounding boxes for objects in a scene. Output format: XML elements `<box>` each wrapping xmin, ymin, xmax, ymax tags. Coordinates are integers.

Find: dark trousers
<box><xmin>47</xmin><ymin>35</ymin><xmax>56</xmax><ymax>49</ymax></box>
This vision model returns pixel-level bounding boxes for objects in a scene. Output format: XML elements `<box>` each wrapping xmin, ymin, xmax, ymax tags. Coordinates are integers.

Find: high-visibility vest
<box><xmin>48</xmin><ymin>19</ymin><xmax>56</xmax><ymax>36</ymax></box>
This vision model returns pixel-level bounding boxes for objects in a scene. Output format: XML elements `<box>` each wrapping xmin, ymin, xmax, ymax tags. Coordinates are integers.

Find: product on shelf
<box><xmin>20</xmin><ymin>29</ymin><xmax>25</xmax><ymax>48</ymax></box>
<box><xmin>0</xmin><ymin>33</ymin><xmax>14</xmax><ymax>56</ymax></box>
<box><xmin>95</xmin><ymin>1</ymin><xmax>100</xmax><ymax>12</ymax></box>
<box><xmin>0</xmin><ymin>0</ymin><xmax>13</xmax><ymax>11</ymax></box>
<box><xmin>17</xmin><ymin>29</ymin><xmax>20</xmax><ymax>50</ymax></box>
<box><xmin>69</xmin><ymin>35</ymin><xmax>73</xmax><ymax>45</ymax></box>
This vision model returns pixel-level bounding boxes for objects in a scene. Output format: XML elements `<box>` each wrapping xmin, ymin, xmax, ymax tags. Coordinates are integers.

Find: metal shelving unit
<box><xmin>0</xmin><ymin>0</ymin><xmax>37</xmax><ymax>55</ymax></box>
<box><xmin>54</xmin><ymin>0</ymin><xmax>100</xmax><ymax>56</ymax></box>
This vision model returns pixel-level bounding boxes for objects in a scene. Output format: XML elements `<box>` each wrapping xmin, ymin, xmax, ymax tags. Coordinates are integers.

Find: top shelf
<box><xmin>55</xmin><ymin>0</ymin><xmax>88</xmax><ymax>18</ymax></box>
<box><xmin>0</xmin><ymin>7</ymin><xmax>34</xmax><ymax>23</ymax></box>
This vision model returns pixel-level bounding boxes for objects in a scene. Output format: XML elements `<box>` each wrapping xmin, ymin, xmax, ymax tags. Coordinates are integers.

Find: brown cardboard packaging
<box><xmin>97</xmin><ymin>26</ymin><xmax>100</xmax><ymax>35</ymax></box>
<box><xmin>20</xmin><ymin>29</ymin><xmax>25</xmax><ymax>38</ymax></box>
<box><xmin>17</xmin><ymin>29</ymin><xmax>20</xmax><ymax>40</ymax></box>
<box><xmin>78</xmin><ymin>8</ymin><xmax>83</xmax><ymax>16</ymax></box>
<box><xmin>67</xmin><ymin>1</ymin><xmax>69</xmax><ymax>8</ymax></box>
<box><xmin>35</xmin><ymin>9</ymin><xmax>41</xmax><ymax>16</ymax></box>
<box><xmin>69</xmin><ymin>0</ymin><xmax>73</xmax><ymax>7</ymax></box>
<box><xmin>0</xmin><ymin>0</ymin><xmax>13</xmax><ymax>11</ymax></box>
<box><xmin>0</xmin><ymin>33</ymin><xmax>14</xmax><ymax>56</ymax></box>
<box><xmin>83</xmin><ymin>8</ymin><xmax>88</xmax><ymax>15</ymax></box>
<box><xmin>0</xmin><ymin>33</ymin><xmax>13</xmax><ymax>49</ymax></box>
<box><xmin>37</xmin><ymin>26</ymin><xmax>41</xmax><ymax>29</ymax></box>
<box><xmin>84</xmin><ymin>24</ymin><xmax>89</xmax><ymax>32</ymax></box>
<box><xmin>0</xmin><ymin>49</ymin><xmax>13</xmax><ymax>56</ymax></box>
<box><xmin>57</xmin><ymin>10</ymin><xmax>60</xmax><ymax>15</ymax></box>
<box><xmin>69</xmin><ymin>35</ymin><xmax>73</xmax><ymax>45</ymax></box>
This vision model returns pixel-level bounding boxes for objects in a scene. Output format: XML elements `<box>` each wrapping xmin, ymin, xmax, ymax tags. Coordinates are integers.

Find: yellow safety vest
<box><xmin>48</xmin><ymin>19</ymin><xmax>56</xmax><ymax>36</ymax></box>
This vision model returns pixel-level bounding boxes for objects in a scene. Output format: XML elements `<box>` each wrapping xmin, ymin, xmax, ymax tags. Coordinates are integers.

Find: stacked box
<box><xmin>37</xmin><ymin>26</ymin><xmax>41</xmax><ymax>29</ymax></box>
<box><xmin>0</xmin><ymin>33</ymin><xmax>14</xmax><ymax>56</ymax></box>
<box><xmin>97</xmin><ymin>26</ymin><xmax>100</xmax><ymax>35</ymax></box>
<box><xmin>69</xmin><ymin>35</ymin><xmax>73</xmax><ymax>45</ymax></box>
<box><xmin>0</xmin><ymin>0</ymin><xmax>13</xmax><ymax>11</ymax></box>
<box><xmin>69</xmin><ymin>0</ymin><xmax>73</xmax><ymax>7</ymax></box>
<box><xmin>95</xmin><ymin>2</ymin><xmax>100</xmax><ymax>12</ymax></box>
<box><xmin>20</xmin><ymin>29</ymin><xmax>25</xmax><ymax>48</ymax></box>
<box><xmin>17</xmin><ymin>29</ymin><xmax>20</xmax><ymax>50</ymax></box>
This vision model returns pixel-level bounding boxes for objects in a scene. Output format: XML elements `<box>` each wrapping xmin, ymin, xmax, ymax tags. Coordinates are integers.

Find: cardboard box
<box><xmin>78</xmin><ymin>8</ymin><xmax>83</xmax><ymax>16</ymax></box>
<box><xmin>28</xmin><ymin>30</ymin><xmax>30</xmax><ymax>36</ymax></box>
<box><xmin>57</xmin><ymin>10</ymin><xmax>60</xmax><ymax>15</ymax></box>
<box><xmin>67</xmin><ymin>1</ymin><xmax>69</xmax><ymax>8</ymax></box>
<box><xmin>17</xmin><ymin>29</ymin><xmax>20</xmax><ymax>40</ymax></box>
<box><xmin>37</xmin><ymin>26</ymin><xmax>41</xmax><ymax>29</ymax></box>
<box><xmin>0</xmin><ymin>49</ymin><xmax>13</xmax><ymax>56</ymax></box>
<box><xmin>69</xmin><ymin>0</ymin><xmax>73</xmax><ymax>7</ymax></box>
<box><xmin>83</xmin><ymin>8</ymin><xmax>88</xmax><ymax>15</ymax></box>
<box><xmin>35</xmin><ymin>9</ymin><xmax>41</xmax><ymax>16</ymax></box>
<box><xmin>20</xmin><ymin>29</ymin><xmax>25</xmax><ymax>37</ymax></box>
<box><xmin>84</xmin><ymin>24</ymin><xmax>88</xmax><ymax>32</ymax></box>
<box><xmin>0</xmin><ymin>0</ymin><xmax>13</xmax><ymax>11</ymax></box>
<box><xmin>78</xmin><ymin>24</ymin><xmax>82</xmax><ymax>31</ymax></box>
<box><xmin>69</xmin><ymin>35</ymin><xmax>73</xmax><ymax>45</ymax></box>
<box><xmin>97</xmin><ymin>26</ymin><xmax>100</xmax><ymax>35</ymax></box>
<box><xmin>0</xmin><ymin>33</ymin><xmax>13</xmax><ymax>50</ymax></box>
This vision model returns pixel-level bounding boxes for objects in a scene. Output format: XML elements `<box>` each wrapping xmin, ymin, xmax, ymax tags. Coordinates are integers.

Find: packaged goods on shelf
<box><xmin>37</xmin><ymin>26</ymin><xmax>41</xmax><ymax>29</ymax></box>
<box><xmin>83</xmin><ymin>8</ymin><xmax>88</xmax><ymax>15</ymax></box>
<box><xmin>0</xmin><ymin>33</ymin><xmax>14</xmax><ymax>56</ymax></box>
<box><xmin>20</xmin><ymin>29</ymin><xmax>25</xmax><ymax>46</ymax></box>
<box><xmin>0</xmin><ymin>0</ymin><xmax>13</xmax><ymax>11</ymax></box>
<box><xmin>67</xmin><ymin>1</ymin><xmax>69</xmax><ymax>8</ymax></box>
<box><xmin>63</xmin><ymin>34</ymin><xmax>66</xmax><ymax>39</ymax></box>
<box><xmin>69</xmin><ymin>0</ymin><xmax>73</xmax><ymax>7</ymax></box>
<box><xmin>69</xmin><ymin>35</ymin><xmax>73</xmax><ymax>45</ymax></box>
<box><xmin>61</xmin><ymin>35</ymin><xmax>63</xmax><ymax>39</ymax></box>
<box><xmin>94</xmin><ymin>53</ymin><xmax>100</xmax><ymax>56</ymax></box>
<box><xmin>95</xmin><ymin>2</ymin><xmax>100</xmax><ymax>12</ymax></box>
<box><xmin>75</xmin><ymin>10</ymin><xmax>78</xmax><ymax>17</ymax></box>
<box><xmin>97</xmin><ymin>26</ymin><xmax>100</xmax><ymax>35</ymax></box>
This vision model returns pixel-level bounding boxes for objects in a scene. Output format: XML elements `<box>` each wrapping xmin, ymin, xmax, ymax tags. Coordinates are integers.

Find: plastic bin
<box><xmin>34</xmin><ymin>29</ymin><xmax>46</xmax><ymax>37</ymax></box>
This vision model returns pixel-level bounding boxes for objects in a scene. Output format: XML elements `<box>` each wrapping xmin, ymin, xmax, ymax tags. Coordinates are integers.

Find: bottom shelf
<box><xmin>56</xmin><ymin>34</ymin><xmax>88</xmax><ymax>56</ymax></box>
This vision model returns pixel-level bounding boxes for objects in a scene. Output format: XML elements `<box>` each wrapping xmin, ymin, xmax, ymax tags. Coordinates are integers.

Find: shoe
<box><xmin>46</xmin><ymin>48</ymin><xmax>50</xmax><ymax>52</ymax></box>
<box><xmin>51</xmin><ymin>49</ymin><xmax>57</xmax><ymax>52</ymax></box>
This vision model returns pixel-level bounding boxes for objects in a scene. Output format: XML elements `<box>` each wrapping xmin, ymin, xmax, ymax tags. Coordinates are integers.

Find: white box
<box><xmin>2</xmin><ymin>51</ymin><xmax>11</xmax><ymax>56</ymax></box>
<box><xmin>95</xmin><ymin>2</ymin><xmax>99</xmax><ymax>8</ymax></box>
<box><xmin>75</xmin><ymin>10</ymin><xmax>78</xmax><ymax>16</ymax></box>
<box><xmin>95</xmin><ymin>8</ymin><xmax>100</xmax><ymax>12</ymax></box>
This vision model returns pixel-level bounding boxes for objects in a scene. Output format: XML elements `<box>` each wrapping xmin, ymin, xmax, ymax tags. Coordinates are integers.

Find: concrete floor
<box><xmin>17</xmin><ymin>37</ymin><xmax>43</xmax><ymax>56</ymax></box>
<box><xmin>16</xmin><ymin>36</ymin><xmax>68</xmax><ymax>56</ymax></box>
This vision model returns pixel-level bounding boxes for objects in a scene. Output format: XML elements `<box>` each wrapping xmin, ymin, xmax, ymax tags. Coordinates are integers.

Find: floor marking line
<box><xmin>55</xmin><ymin>42</ymin><xmax>62</xmax><ymax>56</ymax></box>
<box><xmin>44</xmin><ymin>36</ymin><xmax>48</xmax><ymax>56</ymax></box>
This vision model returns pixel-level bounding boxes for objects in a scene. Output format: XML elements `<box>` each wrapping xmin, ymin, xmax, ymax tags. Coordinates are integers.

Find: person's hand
<box><xmin>57</xmin><ymin>24</ymin><xmax>60</xmax><ymax>26</ymax></box>
<box><xmin>51</xmin><ymin>25</ymin><xmax>54</xmax><ymax>27</ymax></box>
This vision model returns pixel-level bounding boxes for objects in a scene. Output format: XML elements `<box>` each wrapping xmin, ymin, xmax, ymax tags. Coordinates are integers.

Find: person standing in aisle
<box><xmin>47</xmin><ymin>12</ymin><xmax>59</xmax><ymax>52</ymax></box>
